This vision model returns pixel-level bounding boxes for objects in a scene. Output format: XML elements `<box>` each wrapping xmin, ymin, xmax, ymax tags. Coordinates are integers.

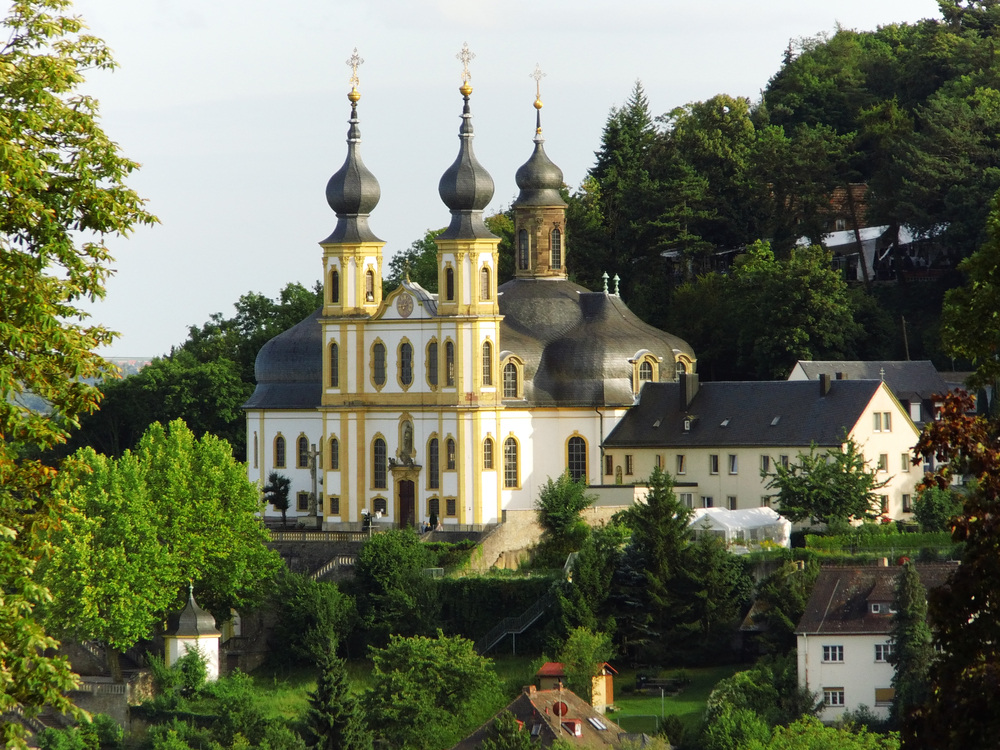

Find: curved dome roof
<box><xmin>499</xmin><ymin>279</ymin><xmax>696</xmax><ymax>407</ymax></box>
<box><xmin>513</xmin><ymin>140</ymin><xmax>566</xmax><ymax>208</ymax></box>
<box><xmin>322</xmin><ymin>97</ymin><xmax>382</xmax><ymax>244</ymax></box>
<box><xmin>244</xmin><ymin>308</ymin><xmax>322</xmax><ymax>410</ymax></box>
<box><xmin>438</xmin><ymin>90</ymin><xmax>496</xmax><ymax>240</ymax></box>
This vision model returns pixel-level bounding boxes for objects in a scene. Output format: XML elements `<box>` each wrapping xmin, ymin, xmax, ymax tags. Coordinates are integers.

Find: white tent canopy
<box><xmin>688</xmin><ymin>507</ymin><xmax>791</xmax><ymax>552</ymax></box>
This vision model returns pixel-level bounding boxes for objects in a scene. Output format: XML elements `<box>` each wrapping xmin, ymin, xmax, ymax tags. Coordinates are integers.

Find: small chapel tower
<box><xmin>512</xmin><ymin>65</ymin><xmax>568</xmax><ymax>280</ymax></box>
<box><xmin>320</xmin><ymin>49</ymin><xmax>385</xmax><ymax>319</ymax></box>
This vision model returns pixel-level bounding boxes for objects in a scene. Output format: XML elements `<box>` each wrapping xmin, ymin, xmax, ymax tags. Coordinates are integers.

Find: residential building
<box><xmin>244</xmin><ymin>65</ymin><xmax>695</xmax><ymax>529</ymax></box>
<box><xmin>796</xmin><ymin>563</ymin><xmax>956</xmax><ymax>720</ymax></box>
<box><xmin>602</xmin><ymin>373</ymin><xmax>921</xmax><ymax>520</ymax></box>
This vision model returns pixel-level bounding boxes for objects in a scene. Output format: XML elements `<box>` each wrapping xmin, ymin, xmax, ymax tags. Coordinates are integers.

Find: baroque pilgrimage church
<box><xmin>244</xmin><ymin>50</ymin><xmax>696</xmax><ymax>529</ymax></box>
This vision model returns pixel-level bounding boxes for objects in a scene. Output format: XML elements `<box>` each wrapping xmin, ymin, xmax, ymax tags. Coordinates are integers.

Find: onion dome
<box><xmin>322</xmin><ymin>86</ymin><xmax>383</xmax><ymax>244</ymax></box>
<box><xmin>438</xmin><ymin>82</ymin><xmax>496</xmax><ymax>240</ymax></box>
<box><xmin>513</xmin><ymin>98</ymin><xmax>567</xmax><ymax>208</ymax></box>
<box><xmin>172</xmin><ymin>584</ymin><xmax>220</xmax><ymax>638</ymax></box>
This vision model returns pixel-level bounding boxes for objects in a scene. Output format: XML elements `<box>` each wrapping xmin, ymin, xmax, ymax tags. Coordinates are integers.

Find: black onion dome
<box><xmin>322</xmin><ymin>98</ymin><xmax>383</xmax><ymax>244</ymax></box>
<box><xmin>514</xmin><ymin>131</ymin><xmax>567</xmax><ymax>208</ymax></box>
<box><xmin>171</xmin><ymin>587</ymin><xmax>220</xmax><ymax>637</ymax></box>
<box><xmin>438</xmin><ymin>90</ymin><xmax>496</xmax><ymax>240</ymax></box>
<box><xmin>243</xmin><ymin>309</ymin><xmax>322</xmax><ymax>410</ymax></box>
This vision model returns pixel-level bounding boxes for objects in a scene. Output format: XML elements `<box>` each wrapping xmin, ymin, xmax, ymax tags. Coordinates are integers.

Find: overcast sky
<box><xmin>60</xmin><ymin>0</ymin><xmax>943</xmax><ymax>357</ymax></box>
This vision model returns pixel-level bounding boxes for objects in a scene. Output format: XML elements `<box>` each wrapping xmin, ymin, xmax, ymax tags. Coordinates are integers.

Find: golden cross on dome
<box><xmin>346</xmin><ymin>48</ymin><xmax>364</xmax><ymax>90</ymax></box>
<box><xmin>530</xmin><ymin>63</ymin><xmax>546</xmax><ymax>100</ymax></box>
<box><xmin>457</xmin><ymin>42</ymin><xmax>475</xmax><ymax>84</ymax></box>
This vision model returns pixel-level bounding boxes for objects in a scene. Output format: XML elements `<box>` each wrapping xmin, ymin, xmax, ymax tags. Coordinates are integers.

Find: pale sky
<box><xmin>58</xmin><ymin>0</ymin><xmax>943</xmax><ymax>357</ymax></box>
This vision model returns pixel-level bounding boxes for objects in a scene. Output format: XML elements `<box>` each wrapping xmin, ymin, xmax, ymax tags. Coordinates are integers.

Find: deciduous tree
<box><xmin>534</xmin><ymin>473</ymin><xmax>595</xmax><ymax>566</ymax></box>
<box><xmin>555</xmin><ymin>627</ymin><xmax>614</xmax><ymax>702</ymax></box>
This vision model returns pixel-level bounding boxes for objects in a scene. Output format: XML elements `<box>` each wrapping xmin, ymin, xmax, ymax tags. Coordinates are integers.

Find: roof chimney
<box><xmin>679</xmin><ymin>372</ymin><xmax>699</xmax><ymax>409</ymax></box>
<box><xmin>819</xmin><ymin>373</ymin><xmax>832</xmax><ymax>396</ymax></box>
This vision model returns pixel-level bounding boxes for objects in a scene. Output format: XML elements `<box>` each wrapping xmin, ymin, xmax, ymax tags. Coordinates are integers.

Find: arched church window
<box><xmin>365</xmin><ymin>269</ymin><xmax>375</xmax><ymax>302</ymax></box>
<box><xmin>518</xmin><ymin>229</ymin><xmax>529</xmax><ymax>270</ymax></box>
<box><xmin>551</xmin><ymin>227</ymin><xmax>562</xmax><ymax>268</ymax></box>
<box><xmin>639</xmin><ymin>361</ymin><xmax>653</xmax><ymax>382</ymax></box>
<box><xmin>400</xmin><ymin>342</ymin><xmax>413</xmax><ymax>386</ymax></box>
<box><xmin>504</xmin><ymin>438</ymin><xmax>519</xmax><ymax>488</ymax></box>
<box><xmin>676</xmin><ymin>360</ymin><xmax>687</xmax><ymax>376</ymax></box>
<box><xmin>297</xmin><ymin>436</ymin><xmax>309</xmax><ymax>468</ymax></box>
<box><xmin>480</xmin><ymin>266</ymin><xmax>491</xmax><ymax>300</ymax></box>
<box><xmin>330</xmin><ymin>268</ymin><xmax>339</xmax><ymax>303</ymax></box>
<box><xmin>503</xmin><ymin>362</ymin><xmax>519</xmax><ymax>398</ymax></box>
<box><xmin>274</xmin><ymin>435</ymin><xmax>286</xmax><ymax>468</ymax></box>
<box><xmin>445</xmin><ymin>342</ymin><xmax>455</xmax><ymax>386</ymax></box>
<box><xmin>446</xmin><ymin>439</ymin><xmax>456</xmax><ymax>470</ymax></box>
<box><xmin>330</xmin><ymin>342</ymin><xmax>339</xmax><ymax>387</ymax></box>
<box><xmin>482</xmin><ymin>341</ymin><xmax>493</xmax><ymax>386</ymax></box>
<box><xmin>429</xmin><ymin>438</ymin><xmax>440</xmax><ymax>490</ymax></box>
<box><xmin>373</xmin><ymin>342</ymin><xmax>386</xmax><ymax>386</ymax></box>
<box><xmin>567</xmin><ymin>436</ymin><xmax>587</xmax><ymax>481</ymax></box>
<box><xmin>427</xmin><ymin>341</ymin><xmax>439</xmax><ymax>386</ymax></box>
<box><xmin>446</xmin><ymin>267</ymin><xmax>455</xmax><ymax>301</ymax></box>
<box><xmin>329</xmin><ymin>437</ymin><xmax>339</xmax><ymax>470</ymax></box>
<box><xmin>483</xmin><ymin>438</ymin><xmax>494</xmax><ymax>470</ymax></box>
<box><xmin>373</xmin><ymin>438</ymin><xmax>387</xmax><ymax>489</ymax></box>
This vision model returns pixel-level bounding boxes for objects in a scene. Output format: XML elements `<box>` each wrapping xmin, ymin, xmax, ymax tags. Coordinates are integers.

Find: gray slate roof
<box><xmin>796</xmin><ymin>563</ymin><xmax>956</xmax><ymax>635</ymax></box>
<box><xmin>604</xmin><ymin>378</ymin><xmax>885</xmax><ymax>448</ymax></box>
<box><xmin>791</xmin><ymin>360</ymin><xmax>948</xmax><ymax>403</ymax></box>
<box><xmin>243</xmin><ymin>308</ymin><xmax>322</xmax><ymax>410</ymax></box>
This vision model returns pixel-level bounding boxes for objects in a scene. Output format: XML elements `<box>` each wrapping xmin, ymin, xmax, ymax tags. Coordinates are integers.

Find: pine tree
<box><xmin>888</xmin><ymin>560</ymin><xmax>933</xmax><ymax>729</ymax></box>
<box><xmin>304</xmin><ymin>652</ymin><xmax>372</xmax><ymax>750</ymax></box>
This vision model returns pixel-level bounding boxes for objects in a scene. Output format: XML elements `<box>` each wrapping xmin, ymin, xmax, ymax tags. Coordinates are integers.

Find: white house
<box><xmin>796</xmin><ymin>563</ymin><xmax>955</xmax><ymax>720</ymax></box>
<box><xmin>243</xmin><ymin>65</ymin><xmax>695</xmax><ymax>529</ymax></box>
<box><xmin>602</xmin><ymin>373</ymin><xmax>922</xmax><ymax>520</ymax></box>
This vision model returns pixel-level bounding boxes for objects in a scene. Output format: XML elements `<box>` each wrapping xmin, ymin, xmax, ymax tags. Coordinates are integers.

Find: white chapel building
<box><xmin>244</xmin><ymin>67</ymin><xmax>696</xmax><ymax>529</ymax></box>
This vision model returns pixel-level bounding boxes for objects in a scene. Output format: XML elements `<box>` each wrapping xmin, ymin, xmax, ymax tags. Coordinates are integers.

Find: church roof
<box><xmin>499</xmin><ymin>279</ymin><xmax>695</xmax><ymax>407</ymax></box>
<box><xmin>243</xmin><ymin>308</ymin><xmax>322</xmax><ymax>410</ymax></box>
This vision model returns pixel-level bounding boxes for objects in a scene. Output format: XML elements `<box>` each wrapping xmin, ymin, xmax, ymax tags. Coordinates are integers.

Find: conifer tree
<box><xmin>888</xmin><ymin>560</ymin><xmax>934</xmax><ymax>729</ymax></box>
<box><xmin>304</xmin><ymin>651</ymin><xmax>372</xmax><ymax>750</ymax></box>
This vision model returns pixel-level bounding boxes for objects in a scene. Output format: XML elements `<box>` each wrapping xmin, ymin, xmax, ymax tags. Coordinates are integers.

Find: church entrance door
<box><xmin>398</xmin><ymin>480</ymin><xmax>415</xmax><ymax>529</ymax></box>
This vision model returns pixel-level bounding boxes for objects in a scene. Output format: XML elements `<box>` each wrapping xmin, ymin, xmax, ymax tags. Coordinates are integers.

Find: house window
<box><xmin>445</xmin><ymin>267</ymin><xmax>455</xmax><ymax>301</ymax></box>
<box><xmin>373</xmin><ymin>497</ymin><xmax>387</xmax><ymax>515</ymax></box>
<box><xmin>761</xmin><ymin>455</ymin><xmax>770</xmax><ymax>474</ymax></box>
<box><xmin>874</xmin><ymin>688</ymin><xmax>895</xmax><ymax>707</ymax></box>
<box><xmin>625</xmin><ymin>455</ymin><xmax>634</xmax><ymax>476</ymax></box>
<box><xmin>329</xmin><ymin>437</ymin><xmax>339</xmax><ymax>470</ymax></box>
<box><xmin>874</xmin><ymin>411</ymin><xmax>892</xmax><ymax>432</ymax></box>
<box><xmin>709</xmin><ymin>454</ymin><xmax>719</xmax><ymax>475</ymax></box>
<box><xmin>568</xmin><ymin>437</ymin><xmax>587</xmax><ymax>481</ymax></box>
<box><xmin>880</xmin><ymin>495</ymin><xmax>889</xmax><ymax>513</ymax></box>
<box><xmin>679</xmin><ymin>493</ymin><xmax>694</xmax><ymax>508</ymax></box>
<box><xmin>373</xmin><ymin>438</ymin><xmax>387</xmax><ymax>489</ymax></box>
<box><xmin>446</xmin><ymin>497</ymin><xmax>457</xmax><ymax>516</ymax></box>
<box><xmin>910</xmin><ymin>402</ymin><xmax>922</xmax><ymax>422</ymax></box>
<box><xmin>445</xmin><ymin>342</ymin><xmax>455</xmax><ymax>386</ymax></box>
<box><xmin>329</xmin><ymin>496</ymin><xmax>340</xmax><ymax>515</ymax></box>
<box><xmin>274</xmin><ymin>435</ymin><xmax>286</xmax><ymax>468</ymax></box>
<box><xmin>482</xmin><ymin>341</ymin><xmax>493</xmax><ymax>386</ymax></box>
<box><xmin>779</xmin><ymin>454</ymin><xmax>789</xmax><ymax>469</ymax></box>
<box><xmin>760</xmin><ymin>496</ymin><xmax>771</xmax><ymax>507</ymax></box>
<box><xmin>330</xmin><ymin>342</ymin><xmax>339</xmax><ymax>387</ymax></box>
<box><xmin>504</xmin><ymin>438</ymin><xmax>519</xmax><ymax>488</ymax></box>
<box><xmin>702</xmin><ymin>496</ymin><xmax>714</xmax><ymax>508</ymax></box>
<box><xmin>878</xmin><ymin>454</ymin><xmax>888</xmax><ymax>472</ymax></box>
<box><xmin>824</xmin><ymin>689</ymin><xmax>845</xmax><ymax>707</ymax></box>
<box><xmin>518</xmin><ymin>229</ymin><xmax>529</xmax><ymax>270</ymax></box>
<box><xmin>655</xmin><ymin>454</ymin><xmax>663</xmax><ymax>470</ymax></box>
<box><xmin>427</xmin><ymin>341</ymin><xmax>438</xmax><ymax>386</ymax></box>
<box><xmin>823</xmin><ymin>645</ymin><xmax>844</xmax><ymax>663</ymax></box>
<box><xmin>373</xmin><ymin>342</ymin><xmax>387</xmax><ymax>387</ymax></box>
<box><xmin>429</xmin><ymin>438</ymin><xmax>440</xmax><ymax>489</ymax></box>
<box><xmin>727</xmin><ymin>496</ymin><xmax>737</xmax><ymax>510</ymax></box>
<box><xmin>297</xmin><ymin>492</ymin><xmax>310</xmax><ymax>512</ymax></box>
<box><xmin>446</xmin><ymin>439</ymin><xmax>456</xmax><ymax>470</ymax></box>
<box><xmin>676</xmin><ymin>454</ymin><xmax>686</xmax><ymax>475</ymax></box>
<box><xmin>365</xmin><ymin>269</ymin><xmax>375</xmax><ymax>302</ymax></box>
<box><xmin>503</xmin><ymin>362</ymin><xmax>519</xmax><ymax>398</ymax></box>
<box><xmin>483</xmin><ymin>438</ymin><xmax>494</xmax><ymax>470</ymax></box>
<box><xmin>428</xmin><ymin>497</ymin><xmax>440</xmax><ymax>518</ymax></box>
<box><xmin>400</xmin><ymin>342</ymin><xmax>413</xmax><ymax>386</ymax></box>
<box><xmin>874</xmin><ymin>412</ymin><xmax>882</xmax><ymax>432</ymax></box>
<box><xmin>901</xmin><ymin>453</ymin><xmax>911</xmax><ymax>472</ymax></box>
<box><xmin>639</xmin><ymin>361</ymin><xmax>653</xmax><ymax>382</ymax></box>
<box><xmin>605</xmin><ymin>455</ymin><xmax>614</xmax><ymax>476</ymax></box>
<box><xmin>330</xmin><ymin>268</ymin><xmax>339</xmax><ymax>303</ymax></box>
<box><xmin>480</xmin><ymin>266</ymin><xmax>491</xmax><ymax>300</ymax></box>
<box><xmin>875</xmin><ymin>643</ymin><xmax>895</xmax><ymax>663</ymax></box>
<box><xmin>298</xmin><ymin>436</ymin><xmax>309</xmax><ymax>468</ymax></box>
<box><xmin>903</xmin><ymin>493</ymin><xmax>913</xmax><ymax>513</ymax></box>
<box><xmin>728</xmin><ymin>454</ymin><xmax>738</xmax><ymax>474</ymax></box>
<box><xmin>550</xmin><ymin>227</ymin><xmax>562</xmax><ymax>267</ymax></box>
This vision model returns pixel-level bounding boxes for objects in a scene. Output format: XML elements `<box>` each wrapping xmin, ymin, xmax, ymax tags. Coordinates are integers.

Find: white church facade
<box><xmin>244</xmin><ymin>56</ymin><xmax>696</xmax><ymax>529</ymax></box>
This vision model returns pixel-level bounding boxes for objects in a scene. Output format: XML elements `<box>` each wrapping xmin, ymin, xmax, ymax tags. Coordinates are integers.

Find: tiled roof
<box><xmin>604</xmin><ymin>378</ymin><xmax>885</xmax><ymax>449</ymax></box>
<box><xmin>796</xmin><ymin>563</ymin><xmax>958</xmax><ymax>635</ymax></box>
<box><xmin>791</xmin><ymin>360</ymin><xmax>949</xmax><ymax>403</ymax></box>
<box><xmin>536</xmin><ymin>662</ymin><xmax>566</xmax><ymax>678</ymax></box>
